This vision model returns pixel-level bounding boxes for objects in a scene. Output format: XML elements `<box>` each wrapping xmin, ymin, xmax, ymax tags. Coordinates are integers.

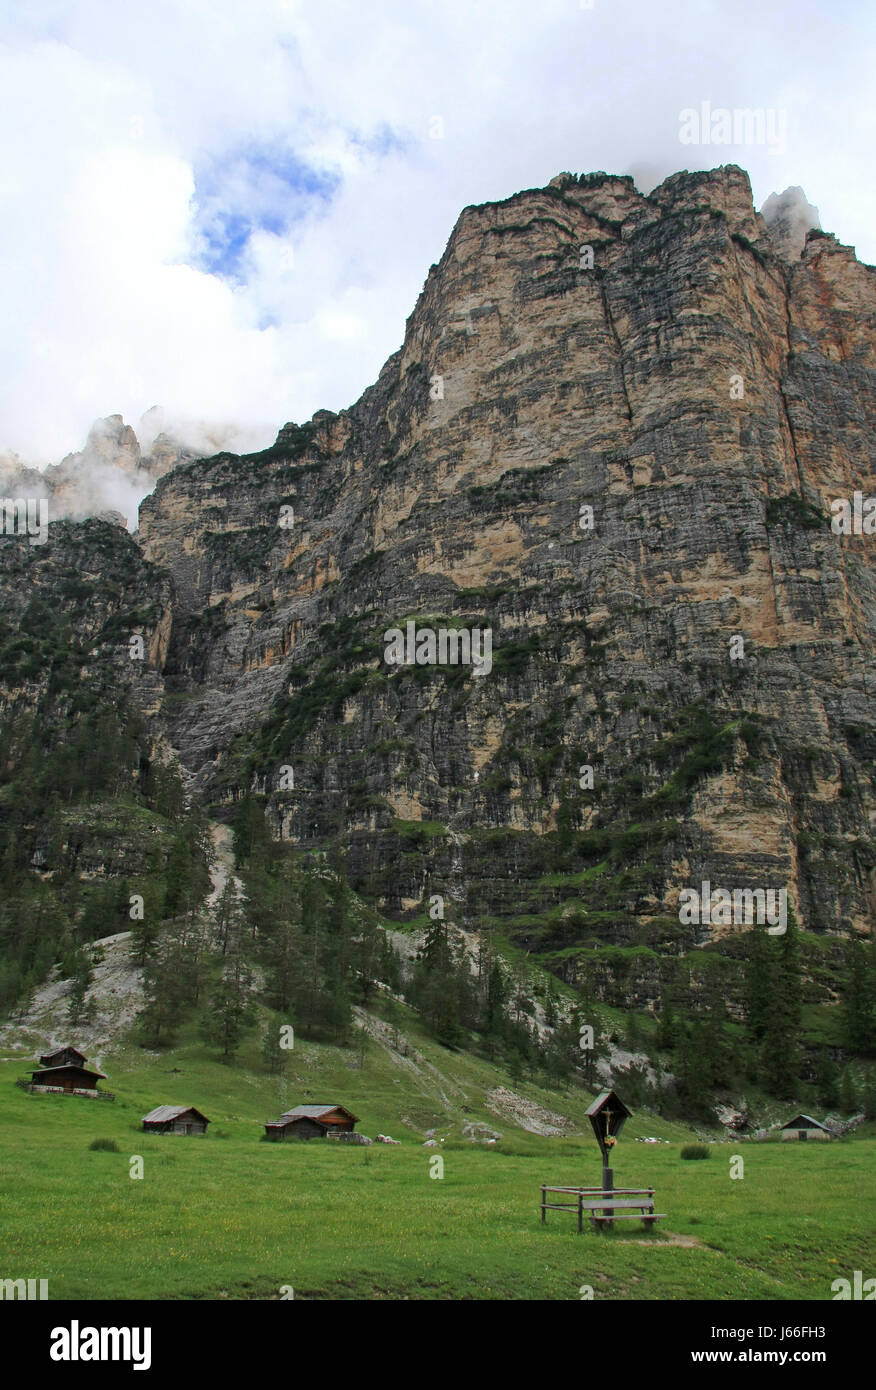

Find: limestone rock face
<box><xmin>136</xmin><ymin>165</ymin><xmax>874</xmax><ymax>975</ymax></box>
<box><xmin>0</xmin><ymin>518</ymin><xmax>173</xmax><ymax>724</ymax></box>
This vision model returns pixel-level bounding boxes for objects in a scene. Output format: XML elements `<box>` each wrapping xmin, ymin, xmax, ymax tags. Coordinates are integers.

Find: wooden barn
<box><xmin>26</xmin><ymin>1048</ymin><xmax>107</xmax><ymax>1097</ymax></box>
<box><xmin>781</xmin><ymin>1114</ymin><xmax>831</xmax><ymax>1142</ymax></box>
<box><xmin>264</xmin><ymin>1104</ymin><xmax>359</xmax><ymax>1142</ymax></box>
<box><xmin>141</xmin><ymin>1105</ymin><xmax>210</xmax><ymax>1135</ymax></box>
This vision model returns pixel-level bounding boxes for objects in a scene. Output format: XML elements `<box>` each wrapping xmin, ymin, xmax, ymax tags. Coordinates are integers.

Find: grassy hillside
<box><xmin>1</xmin><ymin>1009</ymin><xmax>873</xmax><ymax>1301</ymax></box>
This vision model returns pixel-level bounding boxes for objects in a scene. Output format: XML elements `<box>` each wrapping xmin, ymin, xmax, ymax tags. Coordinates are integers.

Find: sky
<box><xmin>1</xmin><ymin>0</ymin><xmax>874</xmax><ymax>467</ymax></box>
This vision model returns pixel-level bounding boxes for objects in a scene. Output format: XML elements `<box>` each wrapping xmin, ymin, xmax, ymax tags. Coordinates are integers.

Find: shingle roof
<box><xmin>278</xmin><ymin>1104</ymin><xmax>359</xmax><ymax>1122</ymax></box>
<box><xmin>781</xmin><ymin>1114</ymin><xmax>828</xmax><ymax>1130</ymax></box>
<box><xmin>40</xmin><ymin>1046</ymin><xmax>87</xmax><ymax>1065</ymax></box>
<box><xmin>281</xmin><ymin>1104</ymin><xmax>346</xmax><ymax>1119</ymax></box>
<box><xmin>142</xmin><ymin>1105</ymin><xmax>204</xmax><ymax>1123</ymax></box>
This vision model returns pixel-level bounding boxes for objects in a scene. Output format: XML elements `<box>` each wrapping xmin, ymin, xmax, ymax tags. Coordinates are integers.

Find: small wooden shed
<box><xmin>28</xmin><ymin>1049</ymin><xmax>106</xmax><ymax>1097</ymax></box>
<box><xmin>781</xmin><ymin>1114</ymin><xmax>831</xmax><ymax>1142</ymax></box>
<box><xmin>141</xmin><ymin>1105</ymin><xmax>210</xmax><ymax>1135</ymax></box>
<box><xmin>264</xmin><ymin>1104</ymin><xmax>359</xmax><ymax>1142</ymax></box>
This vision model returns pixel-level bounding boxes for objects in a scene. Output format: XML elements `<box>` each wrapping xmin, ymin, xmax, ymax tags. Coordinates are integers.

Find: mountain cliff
<box><xmin>3</xmin><ymin>164</ymin><xmax>874</xmax><ymax>1037</ymax></box>
<box><xmin>135</xmin><ymin>166</ymin><xmax>873</xmax><ymax>976</ymax></box>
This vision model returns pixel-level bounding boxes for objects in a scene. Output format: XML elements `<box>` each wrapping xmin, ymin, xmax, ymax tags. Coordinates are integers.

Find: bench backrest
<box><xmin>579</xmin><ymin>1198</ymin><xmax>655</xmax><ymax>1211</ymax></box>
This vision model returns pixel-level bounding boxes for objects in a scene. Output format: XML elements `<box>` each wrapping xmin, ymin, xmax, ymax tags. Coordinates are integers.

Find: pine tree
<box><xmin>676</xmin><ymin>1021</ymin><xmax>715</xmax><ymax>1121</ymax></box>
<box><xmin>657</xmin><ymin>994</ymin><xmax>678</xmax><ymax>1051</ymax></box>
<box><xmin>261</xmin><ymin>1016</ymin><xmax>288</xmax><ymax>1075</ymax></box>
<box><xmin>410</xmin><ymin>918</ymin><xmax>466</xmax><ymax>1048</ymax></box>
<box><xmin>815</xmin><ymin>1049</ymin><xmax>840</xmax><ymax>1108</ymax></box>
<box><xmin>383</xmin><ymin>988</ymin><xmax>403</xmax><ymax>1049</ymax></box>
<box><xmin>760</xmin><ymin>914</ymin><xmax>802</xmax><ymax>1098</ymax></box>
<box><xmin>353</xmin><ymin>902</ymin><xmax>382</xmax><ymax>1007</ymax></box>
<box><xmin>543</xmin><ymin>979</ymin><xmax>559</xmax><ymax>1029</ymax></box>
<box><xmin>698</xmin><ymin>962</ymin><xmax>733</xmax><ymax>1088</ymax></box>
<box><xmin>378</xmin><ymin>934</ymin><xmax>402</xmax><ymax>995</ymax></box>
<box><xmin>232</xmin><ymin>794</ymin><xmax>271</xmax><ymax>867</ymax></box>
<box><xmin>130</xmin><ymin>913</ymin><xmax>159</xmax><ymax>966</ymax></box>
<box><xmin>625</xmin><ymin>1009</ymin><xmax>643</xmax><ymax>1050</ymax></box>
<box><xmin>146</xmin><ymin>758</ymin><xmax>186</xmax><ymax>823</ymax></box>
<box><xmin>259</xmin><ymin>868</ymin><xmax>304</xmax><ymax>1015</ymax></box>
<box><xmin>841</xmin><ymin>938</ymin><xmax>875</xmax><ymax>1054</ymax></box>
<box><xmin>211</xmin><ymin>880</ymin><xmax>241</xmax><ymax>959</ymax></box>
<box><xmin>163</xmin><ymin>836</ymin><xmax>193</xmax><ymax>919</ymax></box>
<box><xmin>201</xmin><ymin>947</ymin><xmax>255</xmax><ymax>1062</ymax></box>
<box><xmin>838</xmin><ymin>1067</ymin><xmax>858</xmax><ymax>1114</ymax></box>
<box><xmin>484</xmin><ymin>959</ymin><xmax>507</xmax><ymax>1042</ymax></box>
<box><xmin>745</xmin><ymin>924</ymin><xmax>774</xmax><ymax>1041</ymax></box>
<box><xmin>139</xmin><ymin>926</ymin><xmax>198</xmax><ymax>1046</ymax></box>
<box><xmin>66</xmin><ymin>949</ymin><xmax>93</xmax><ymax>1024</ymax></box>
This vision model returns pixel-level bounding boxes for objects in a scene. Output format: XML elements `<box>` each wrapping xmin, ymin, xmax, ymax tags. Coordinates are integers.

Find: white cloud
<box><xmin>1</xmin><ymin>0</ymin><xmax>874</xmax><ymax>476</ymax></box>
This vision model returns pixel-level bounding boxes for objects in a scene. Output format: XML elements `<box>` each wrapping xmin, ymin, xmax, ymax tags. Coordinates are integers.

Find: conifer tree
<box><xmin>838</xmin><ymin>1067</ymin><xmax>858</xmax><ymax>1114</ymax></box>
<box><xmin>66</xmin><ymin>949</ymin><xmax>94</xmax><ymax>1024</ymax></box>
<box><xmin>676</xmin><ymin>1020</ymin><xmax>715</xmax><ymax>1120</ymax></box>
<box><xmin>261</xmin><ymin>1015</ymin><xmax>289</xmax><ymax>1075</ymax></box>
<box><xmin>745</xmin><ymin>924</ymin><xmax>774</xmax><ymax>1042</ymax></box>
<box><xmin>841</xmin><ymin>938</ymin><xmax>875</xmax><ymax>1054</ymax></box>
<box><xmin>139</xmin><ymin>924</ymin><xmax>199</xmax><ymax>1046</ymax></box>
<box><xmin>657</xmin><ymin>993</ymin><xmax>678</xmax><ymax>1051</ymax></box>
<box><xmin>201</xmin><ymin>940</ymin><xmax>255</xmax><ymax>1062</ymax></box>
<box><xmin>760</xmin><ymin>913</ymin><xmax>802</xmax><ymax>1098</ymax></box>
<box><xmin>815</xmin><ymin>1049</ymin><xmax>840</xmax><ymax>1108</ymax></box>
<box><xmin>233</xmin><ymin>794</ymin><xmax>272</xmax><ymax>867</ymax></box>
<box><xmin>130</xmin><ymin>912</ymin><xmax>159</xmax><ymax>965</ymax></box>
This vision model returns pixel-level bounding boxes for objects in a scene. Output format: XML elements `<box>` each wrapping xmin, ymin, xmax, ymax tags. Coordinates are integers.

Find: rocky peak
<box><xmin>0</xmin><ymin>412</ymin><xmax>196</xmax><ymax>530</ymax></box>
<box><xmin>760</xmin><ymin>186</ymin><xmax>821</xmax><ymax>261</ymax></box>
<box><xmin>78</xmin><ymin>414</ymin><xmax>142</xmax><ymax>471</ymax></box>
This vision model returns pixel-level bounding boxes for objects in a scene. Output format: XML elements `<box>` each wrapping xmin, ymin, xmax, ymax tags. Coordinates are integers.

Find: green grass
<box><xmin>1</xmin><ymin>1038</ymin><xmax>873</xmax><ymax>1300</ymax></box>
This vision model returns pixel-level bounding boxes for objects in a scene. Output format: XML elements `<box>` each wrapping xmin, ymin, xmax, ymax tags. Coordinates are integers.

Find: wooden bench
<box><xmin>540</xmin><ymin>1185</ymin><xmax>667</xmax><ymax>1232</ymax></box>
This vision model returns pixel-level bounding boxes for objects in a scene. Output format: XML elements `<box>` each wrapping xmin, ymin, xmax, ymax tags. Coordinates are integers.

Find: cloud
<box><xmin>760</xmin><ymin>186</ymin><xmax>821</xmax><ymax>259</ymax></box>
<box><xmin>0</xmin><ymin>0</ymin><xmax>874</xmax><ymax>477</ymax></box>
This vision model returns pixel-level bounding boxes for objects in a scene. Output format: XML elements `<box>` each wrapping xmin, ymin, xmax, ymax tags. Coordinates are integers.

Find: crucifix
<box><xmin>586</xmin><ymin>1089</ymin><xmax>630</xmax><ymax>1202</ymax></box>
<box><xmin>601</xmin><ymin>1106</ymin><xmax>614</xmax><ymax>1194</ymax></box>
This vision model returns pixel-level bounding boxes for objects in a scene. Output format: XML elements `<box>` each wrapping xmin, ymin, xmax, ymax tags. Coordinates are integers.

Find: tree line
<box><xmin>0</xmin><ymin>698</ymin><xmax>211</xmax><ymax>1020</ymax></box>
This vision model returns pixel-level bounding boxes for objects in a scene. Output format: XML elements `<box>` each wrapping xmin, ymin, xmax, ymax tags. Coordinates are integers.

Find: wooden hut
<box><xmin>28</xmin><ymin>1049</ymin><xmax>106</xmax><ymax>1097</ymax></box>
<box><xmin>780</xmin><ymin>1114</ymin><xmax>831</xmax><ymax>1142</ymax></box>
<box><xmin>141</xmin><ymin>1105</ymin><xmax>210</xmax><ymax>1135</ymax></box>
<box><xmin>39</xmin><ymin>1046</ymin><xmax>88</xmax><ymax>1069</ymax></box>
<box><xmin>264</xmin><ymin>1104</ymin><xmax>358</xmax><ymax>1142</ymax></box>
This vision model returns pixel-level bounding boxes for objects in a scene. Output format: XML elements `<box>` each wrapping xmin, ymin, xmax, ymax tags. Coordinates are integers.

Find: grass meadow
<box><xmin>1</xmin><ymin>1037</ymin><xmax>873</xmax><ymax>1301</ymax></box>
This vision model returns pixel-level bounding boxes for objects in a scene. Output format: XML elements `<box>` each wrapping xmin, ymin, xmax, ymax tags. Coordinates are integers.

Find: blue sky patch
<box><xmin>191</xmin><ymin>142</ymin><xmax>342</xmax><ymax>281</ymax></box>
<box><xmin>350</xmin><ymin>123</ymin><xmax>412</xmax><ymax>159</ymax></box>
